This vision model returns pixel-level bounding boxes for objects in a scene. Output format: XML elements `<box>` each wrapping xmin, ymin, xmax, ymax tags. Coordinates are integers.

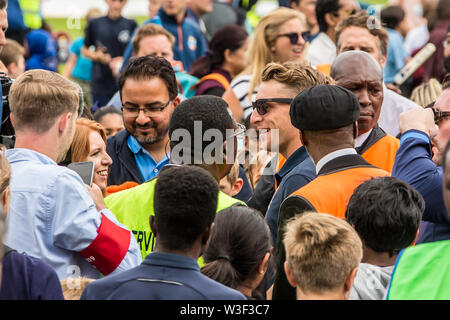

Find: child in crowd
<box><xmin>283</xmin><ymin>212</ymin><xmax>362</xmax><ymax>300</ymax></box>
<box><xmin>345</xmin><ymin>176</ymin><xmax>424</xmax><ymax>300</ymax></box>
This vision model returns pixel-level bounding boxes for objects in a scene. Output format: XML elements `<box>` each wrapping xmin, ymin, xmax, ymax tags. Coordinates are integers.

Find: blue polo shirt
<box><xmin>265</xmin><ymin>147</ymin><xmax>316</xmax><ymax>247</ymax></box>
<box><xmin>127</xmin><ymin>135</ymin><xmax>170</xmax><ymax>182</ymax></box>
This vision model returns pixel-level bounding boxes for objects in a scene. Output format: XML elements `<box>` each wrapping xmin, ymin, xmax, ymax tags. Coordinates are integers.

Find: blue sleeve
<box><xmin>392</xmin><ymin>130</ymin><xmax>450</xmax><ymax>224</ymax></box>
<box><xmin>265</xmin><ymin>172</ymin><xmax>313</xmax><ymax>248</ymax></box>
<box><xmin>70</xmin><ymin>38</ymin><xmax>83</xmax><ymax>56</ymax></box>
<box><xmin>83</xmin><ymin>20</ymin><xmax>95</xmax><ymax>48</ymax></box>
<box><xmin>29</xmin><ymin>255</ymin><xmax>65</xmax><ymax>300</ymax></box>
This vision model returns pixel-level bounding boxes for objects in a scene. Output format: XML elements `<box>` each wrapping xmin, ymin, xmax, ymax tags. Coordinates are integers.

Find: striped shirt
<box><xmin>230</xmin><ymin>74</ymin><xmax>258</xmax><ymax>120</ymax></box>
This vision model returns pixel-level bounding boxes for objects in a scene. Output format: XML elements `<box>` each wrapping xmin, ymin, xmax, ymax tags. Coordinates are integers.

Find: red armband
<box><xmin>80</xmin><ymin>212</ymin><xmax>131</xmax><ymax>275</ymax></box>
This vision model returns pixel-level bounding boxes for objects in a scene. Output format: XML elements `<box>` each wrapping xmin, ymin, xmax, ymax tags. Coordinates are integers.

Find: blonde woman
<box><xmin>410</xmin><ymin>78</ymin><xmax>442</xmax><ymax>107</ymax></box>
<box><xmin>223</xmin><ymin>7</ymin><xmax>308</xmax><ymax>122</ymax></box>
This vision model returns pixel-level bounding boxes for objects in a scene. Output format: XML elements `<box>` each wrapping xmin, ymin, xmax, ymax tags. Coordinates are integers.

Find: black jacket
<box><xmin>106</xmin><ymin>130</ymin><xmax>143</xmax><ymax>186</ymax></box>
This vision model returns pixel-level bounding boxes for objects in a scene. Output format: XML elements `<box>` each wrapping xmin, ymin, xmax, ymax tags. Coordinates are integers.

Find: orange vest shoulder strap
<box><xmin>361</xmin><ymin>135</ymin><xmax>400</xmax><ymax>173</ymax></box>
<box><xmin>197</xmin><ymin>73</ymin><xmax>231</xmax><ymax>91</ymax></box>
<box><xmin>293</xmin><ymin>166</ymin><xmax>390</xmax><ymax>219</ymax></box>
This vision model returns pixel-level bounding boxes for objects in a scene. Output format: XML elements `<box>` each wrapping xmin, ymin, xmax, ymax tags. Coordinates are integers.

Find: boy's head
<box><xmin>380</xmin><ymin>5</ymin><xmax>408</xmax><ymax>37</ymax></box>
<box><xmin>106</xmin><ymin>0</ymin><xmax>128</xmax><ymax>19</ymax></box>
<box><xmin>346</xmin><ymin>177</ymin><xmax>424</xmax><ymax>261</ymax></box>
<box><xmin>150</xmin><ymin>165</ymin><xmax>219</xmax><ymax>255</ymax></box>
<box><xmin>0</xmin><ymin>39</ymin><xmax>25</xmax><ymax>79</ymax></box>
<box><xmin>219</xmin><ymin>159</ymin><xmax>243</xmax><ymax>197</ymax></box>
<box><xmin>283</xmin><ymin>212</ymin><xmax>362</xmax><ymax>300</ymax></box>
<box><xmin>169</xmin><ymin>95</ymin><xmax>239</xmax><ymax>181</ymax></box>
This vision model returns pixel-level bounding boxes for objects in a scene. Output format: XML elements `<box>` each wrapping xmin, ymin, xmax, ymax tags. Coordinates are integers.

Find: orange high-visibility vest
<box><xmin>360</xmin><ymin>134</ymin><xmax>399</xmax><ymax>173</ymax></box>
<box><xmin>274</xmin><ymin>153</ymin><xmax>287</xmax><ymax>191</ymax></box>
<box><xmin>289</xmin><ymin>166</ymin><xmax>390</xmax><ymax>218</ymax></box>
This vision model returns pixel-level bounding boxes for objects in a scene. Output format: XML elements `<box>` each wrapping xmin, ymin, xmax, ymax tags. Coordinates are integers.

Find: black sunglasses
<box><xmin>277</xmin><ymin>31</ymin><xmax>311</xmax><ymax>44</ymax></box>
<box><xmin>252</xmin><ymin>98</ymin><xmax>293</xmax><ymax>115</ymax></box>
<box><xmin>425</xmin><ymin>101</ymin><xmax>450</xmax><ymax>124</ymax></box>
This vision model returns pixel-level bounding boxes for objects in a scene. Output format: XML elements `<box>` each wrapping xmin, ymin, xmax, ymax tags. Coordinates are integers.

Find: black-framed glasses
<box><xmin>121</xmin><ymin>100</ymin><xmax>172</xmax><ymax>118</ymax></box>
<box><xmin>251</xmin><ymin>98</ymin><xmax>293</xmax><ymax>115</ymax></box>
<box><xmin>277</xmin><ymin>31</ymin><xmax>311</xmax><ymax>44</ymax></box>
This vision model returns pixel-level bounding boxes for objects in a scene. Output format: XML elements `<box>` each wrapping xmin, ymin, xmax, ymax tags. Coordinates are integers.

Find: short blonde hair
<box><xmin>132</xmin><ymin>23</ymin><xmax>175</xmax><ymax>54</ymax></box>
<box><xmin>283</xmin><ymin>212</ymin><xmax>362</xmax><ymax>294</ymax></box>
<box><xmin>0</xmin><ymin>39</ymin><xmax>25</xmax><ymax>67</ymax></box>
<box><xmin>261</xmin><ymin>61</ymin><xmax>334</xmax><ymax>94</ymax></box>
<box><xmin>60</xmin><ymin>277</ymin><xmax>95</xmax><ymax>300</ymax></box>
<box><xmin>410</xmin><ymin>78</ymin><xmax>442</xmax><ymax>107</ymax></box>
<box><xmin>225</xmin><ymin>158</ymin><xmax>240</xmax><ymax>186</ymax></box>
<box><xmin>242</xmin><ymin>7</ymin><xmax>307</xmax><ymax>101</ymax></box>
<box><xmin>9</xmin><ymin>70</ymin><xmax>81</xmax><ymax>133</ymax></box>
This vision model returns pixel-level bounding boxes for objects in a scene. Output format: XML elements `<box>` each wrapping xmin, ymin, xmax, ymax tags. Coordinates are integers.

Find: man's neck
<box><xmin>14</xmin><ymin>133</ymin><xmax>60</xmax><ymax>162</ymax></box>
<box><xmin>297</xmin><ymin>288</ymin><xmax>346</xmax><ymax>300</ymax></box>
<box><xmin>362</xmin><ymin>247</ymin><xmax>398</xmax><ymax>267</ymax></box>
<box><xmin>174</xmin><ymin>9</ymin><xmax>187</xmax><ymax>25</ymax></box>
<box><xmin>107</xmin><ymin>12</ymin><xmax>122</xmax><ymax>20</ymax></box>
<box><xmin>154</xmin><ymin>244</ymin><xmax>202</xmax><ymax>261</ymax></box>
<box><xmin>280</xmin><ymin>138</ymin><xmax>302</xmax><ymax>160</ymax></box>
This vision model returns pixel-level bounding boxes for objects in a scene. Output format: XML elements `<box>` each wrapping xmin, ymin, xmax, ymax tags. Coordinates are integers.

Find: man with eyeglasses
<box><xmin>4</xmin><ymin>69</ymin><xmax>141</xmax><ymax>279</ymax></box>
<box><xmin>306</xmin><ymin>0</ymin><xmax>358</xmax><ymax>67</ymax></box>
<box><xmin>104</xmin><ymin>95</ymin><xmax>247</xmax><ymax>261</ymax></box>
<box><xmin>106</xmin><ymin>55</ymin><xmax>180</xmax><ymax>186</ymax></box>
<box><xmin>392</xmin><ymin>74</ymin><xmax>450</xmax><ymax>244</ymax></box>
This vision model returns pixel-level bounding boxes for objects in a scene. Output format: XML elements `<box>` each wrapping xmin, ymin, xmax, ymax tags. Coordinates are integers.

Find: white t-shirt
<box><xmin>230</xmin><ymin>74</ymin><xmax>259</xmax><ymax>120</ymax></box>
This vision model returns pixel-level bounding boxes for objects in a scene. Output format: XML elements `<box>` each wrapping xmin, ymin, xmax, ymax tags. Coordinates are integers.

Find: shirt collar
<box><xmin>143</xmin><ymin>252</ymin><xmax>200</xmax><ymax>271</ymax></box>
<box><xmin>315</xmin><ymin>148</ymin><xmax>357</xmax><ymax>175</ymax></box>
<box><xmin>275</xmin><ymin>146</ymin><xmax>308</xmax><ymax>180</ymax></box>
<box><xmin>355</xmin><ymin>129</ymin><xmax>373</xmax><ymax>148</ymax></box>
<box><xmin>128</xmin><ymin>135</ymin><xmax>145</xmax><ymax>155</ymax></box>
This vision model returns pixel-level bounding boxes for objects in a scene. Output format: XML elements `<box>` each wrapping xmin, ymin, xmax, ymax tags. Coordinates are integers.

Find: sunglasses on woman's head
<box><xmin>277</xmin><ymin>31</ymin><xmax>311</xmax><ymax>44</ymax></box>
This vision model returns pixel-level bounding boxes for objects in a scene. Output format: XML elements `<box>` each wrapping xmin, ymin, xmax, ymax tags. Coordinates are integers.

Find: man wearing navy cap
<box><xmin>272</xmin><ymin>84</ymin><xmax>389</xmax><ymax>300</ymax></box>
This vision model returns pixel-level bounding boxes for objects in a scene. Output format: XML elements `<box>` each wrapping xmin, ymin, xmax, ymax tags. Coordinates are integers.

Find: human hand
<box><xmin>399</xmin><ymin>107</ymin><xmax>436</xmax><ymax>136</ymax></box>
<box><xmin>86</xmin><ymin>183</ymin><xmax>106</xmax><ymax>212</ymax></box>
<box><xmin>109</xmin><ymin>56</ymin><xmax>123</xmax><ymax>78</ymax></box>
<box><xmin>386</xmin><ymin>83</ymin><xmax>402</xmax><ymax>95</ymax></box>
<box><xmin>95</xmin><ymin>48</ymin><xmax>112</xmax><ymax>65</ymax></box>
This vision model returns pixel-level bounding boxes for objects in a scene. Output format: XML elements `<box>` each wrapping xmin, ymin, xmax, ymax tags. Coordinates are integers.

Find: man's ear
<box><xmin>201</xmin><ymin>222</ymin><xmax>214</xmax><ymax>246</ymax></box>
<box><xmin>230</xmin><ymin>178</ymin><xmax>244</xmax><ymax>197</ymax></box>
<box><xmin>284</xmin><ymin>260</ymin><xmax>298</xmax><ymax>288</ymax></box>
<box><xmin>172</xmin><ymin>95</ymin><xmax>181</xmax><ymax>109</ymax></box>
<box><xmin>9</xmin><ymin>112</ymin><xmax>14</xmax><ymax>128</ymax></box>
<box><xmin>149</xmin><ymin>215</ymin><xmax>158</xmax><ymax>239</ymax></box>
<box><xmin>353</xmin><ymin>121</ymin><xmax>359</xmax><ymax>139</ymax></box>
<box><xmin>343</xmin><ymin>266</ymin><xmax>359</xmax><ymax>299</ymax></box>
<box><xmin>58</xmin><ymin>112</ymin><xmax>74</xmax><ymax>134</ymax></box>
<box><xmin>379</xmin><ymin>55</ymin><xmax>387</xmax><ymax>69</ymax></box>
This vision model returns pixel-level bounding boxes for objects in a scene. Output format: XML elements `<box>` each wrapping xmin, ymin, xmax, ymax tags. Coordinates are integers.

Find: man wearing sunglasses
<box><xmin>272</xmin><ymin>84</ymin><xmax>389</xmax><ymax>300</ymax></box>
<box><xmin>306</xmin><ymin>0</ymin><xmax>358</xmax><ymax>67</ymax></box>
<box><xmin>246</xmin><ymin>62</ymin><xmax>331</xmax><ymax>249</ymax></box>
<box><xmin>392</xmin><ymin>74</ymin><xmax>450</xmax><ymax>244</ymax></box>
<box><xmin>106</xmin><ymin>55</ymin><xmax>181</xmax><ymax>186</ymax></box>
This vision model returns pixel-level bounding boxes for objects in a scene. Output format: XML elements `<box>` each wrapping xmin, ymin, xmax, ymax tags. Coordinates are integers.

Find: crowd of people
<box><xmin>0</xmin><ymin>0</ymin><xmax>449</xmax><ymax>301</ymax></box>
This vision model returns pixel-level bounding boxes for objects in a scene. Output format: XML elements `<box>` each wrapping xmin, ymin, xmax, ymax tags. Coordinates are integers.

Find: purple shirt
<box><xmin>195</xmin><ymin>68</ymin><xmax>232</xmax><ymax>96</ymax></box>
